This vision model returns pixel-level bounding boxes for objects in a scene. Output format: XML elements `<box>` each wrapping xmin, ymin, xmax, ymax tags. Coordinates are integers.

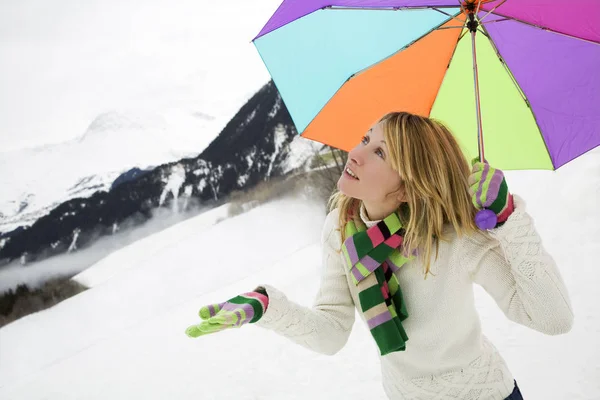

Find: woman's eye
<box><xmin>375</xmin><ymin>148</ymin><xmax>385</xmax><ymax>159</ymax></box>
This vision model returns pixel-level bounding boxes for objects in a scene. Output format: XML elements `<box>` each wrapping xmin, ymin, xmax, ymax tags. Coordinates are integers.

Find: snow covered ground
<box><xmin>0</xmin><ymin>148</ymin><xmax>599</xmax><ymax>399</ymax></box>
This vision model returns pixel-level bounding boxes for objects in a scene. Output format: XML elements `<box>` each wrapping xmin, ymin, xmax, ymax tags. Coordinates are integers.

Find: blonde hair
<box><xmin>328</xmin><ymin>111</ymin><xmax>478</xmax><ymax>276</ymax></box>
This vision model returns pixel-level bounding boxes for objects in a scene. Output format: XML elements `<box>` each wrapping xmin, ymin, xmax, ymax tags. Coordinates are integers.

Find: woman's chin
<box><xmin>337</xmin><ymin>177</ymin><xmax>357</xmax><ymax>198</ymax></box>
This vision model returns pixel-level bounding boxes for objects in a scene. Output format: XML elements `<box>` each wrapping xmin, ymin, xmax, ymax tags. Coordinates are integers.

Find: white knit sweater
<box><xmin>256</xmin><ymin>195</ymin><xmax>573</xmax><ymax>399</ymax></box>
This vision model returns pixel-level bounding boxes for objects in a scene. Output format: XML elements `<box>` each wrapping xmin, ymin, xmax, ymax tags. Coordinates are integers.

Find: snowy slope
<box><xmin>0</xmin><ymin>150</ymin><xmax>598</xmax><ymax>399</ymax></box>
<box><xmin>72</xmin><ymin>202</ymin><xmax>230</xmax><ymax>288</ymax></box>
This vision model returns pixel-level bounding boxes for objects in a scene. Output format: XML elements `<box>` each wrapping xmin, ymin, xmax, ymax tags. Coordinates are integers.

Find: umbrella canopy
<box><xmin>252</xmin><ymin>0</ymin><xmax>600</xmax><ymax>170</ymax></box>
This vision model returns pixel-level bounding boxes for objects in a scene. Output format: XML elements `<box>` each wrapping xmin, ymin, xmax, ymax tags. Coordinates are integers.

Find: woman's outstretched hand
<box><xmin>185</xmin><ymin>289</ymin><xmax>269</xmax><ymax>338</ymax></box>
<box><xmin>468</xmin><ymin>159</ymin><xmax>515</xmax><ymax>230</ymax></box>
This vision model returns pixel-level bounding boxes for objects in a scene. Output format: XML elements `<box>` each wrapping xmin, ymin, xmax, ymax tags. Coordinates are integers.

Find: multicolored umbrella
<box><xmin>252</xmin><ymin>0</ymin><xmax>600</xmax><ymax>170</ymax></box>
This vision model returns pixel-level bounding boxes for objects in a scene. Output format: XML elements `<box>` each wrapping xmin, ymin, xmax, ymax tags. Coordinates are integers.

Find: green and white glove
<box><xmin>185</xmin><ymin>287</ymin><xmax>269</xmax><ymax>338</ymax></box>
<box><xmin>468</xmin><ymin>159</ymin><xmax>515</xmax><ymax>230</ymax></box>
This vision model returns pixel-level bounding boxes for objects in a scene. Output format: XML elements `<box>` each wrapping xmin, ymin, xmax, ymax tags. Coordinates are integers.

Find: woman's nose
<box><xmin>348</xmin><ymin>146</ymin><xmax>364</xmax><ymax>166</ymax></box>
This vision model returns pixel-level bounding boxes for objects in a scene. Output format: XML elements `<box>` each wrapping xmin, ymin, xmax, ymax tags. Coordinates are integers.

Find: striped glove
<box><xmin>185</xmin><ymin>288</ymin><xmax>269</xmax><ymax>338</ymax></box>
<box><xmin>468</xmin><ymin>159</ymin><xmax>515</xmax><ymax>230</ymax></box>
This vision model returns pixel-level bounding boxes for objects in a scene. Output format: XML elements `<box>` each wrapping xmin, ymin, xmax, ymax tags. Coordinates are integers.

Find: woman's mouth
<box><xmin>344</xmin><ymin>166</ymin><xmax>359</xmax><ymax>180</ymax></box>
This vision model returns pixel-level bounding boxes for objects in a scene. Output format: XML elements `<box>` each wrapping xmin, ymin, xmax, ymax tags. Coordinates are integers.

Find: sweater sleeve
<box><xmin>254</xmin><ymin>209</ymin><xmax>356</xmax><ymax>355</ymax></box>
<box><xmin>466</xmin><ymin>195</ymin><xmax>574</xmax><ymax>335</ymax></box>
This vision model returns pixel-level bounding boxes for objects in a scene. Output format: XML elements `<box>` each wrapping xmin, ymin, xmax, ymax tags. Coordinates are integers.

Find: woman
<box><xmin>185</xmin><ymin>112</ymin><xmax>573</xmax><ymax>399</ymax></box>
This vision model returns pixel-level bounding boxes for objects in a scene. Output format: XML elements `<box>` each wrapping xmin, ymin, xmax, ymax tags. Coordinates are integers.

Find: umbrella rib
<box><xmin>437</xmin><ymin>26</ymin><xmax>465</xmax><ymax>30</ymax></box>
<box><xmin>478</xmin><ymin>0</ymin><xmax>507</xmax><ymax>22</ymax></box>
<box><xmin>480</xmin><ymin>24</ymin><xmax>555</xmax><ymax>168</ymax></box>
<box><xmin>482</xmin><ymin>12</ymin><xmax>600</xmax><ymax>46</ymax></box>
<box><xmin>326</xmin><ymin>5</ymin><xmax>466</xmax><ymax>27</ymax></box>
<box><xmin>477</xmin><ymin>27</ymin><xmax>489</xmax><ymax>37</ymax></box>
<box><xmin>347</xmin><ymin>13</ymin><xmax>463</xmax><ymax>80</ymax></box>
<box><xmin>431</xmin><ymin>7</ymin><xmax>467</xmax><ymax>25</ymax></box>
<box><xmin>480</xmin><ymin>18</ymin><xmax>510</xmax><ymax>26</ymax></box>
<box><xmin>324</xmin><ymin>5</ymin><xmax>461</xmax><ymax>11</ymax></box>
<box><xmin>475</xmin><ymin>0</ymin><xmax>483</xmax><ymax>15</ymax></box>
<box><xmin>457</xmin><ymin>0</ymin><xmax>467</xmax><ymax>16</ymax></box>
<box><xmin>323</xmin><ymin>5</ymin><xmax>466</xmax><ymax>29</ymax></box>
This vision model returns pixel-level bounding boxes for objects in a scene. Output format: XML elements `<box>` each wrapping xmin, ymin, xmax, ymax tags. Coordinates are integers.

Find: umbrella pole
<box><xmin>467</xmin><ymin>7</ymin><xmax>499</xmax><ymax>230</ymax></box>
<box><xmin>468</xmin><ymin>13</ymin><xmax>485</xmax><ymax>163</ymax></box>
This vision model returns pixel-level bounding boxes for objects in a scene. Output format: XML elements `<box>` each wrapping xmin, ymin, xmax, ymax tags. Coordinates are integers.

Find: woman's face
<box><xmin>337</xmin><ymin>122</ymin><xmax>406</xmax><ymax>219</ymax></box>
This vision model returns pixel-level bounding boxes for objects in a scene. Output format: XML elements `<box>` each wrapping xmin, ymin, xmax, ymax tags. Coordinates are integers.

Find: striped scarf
<box><xmin>341</xmin><ymin>211</ymin><xmax>414</xmax><ymax>355</ymax></box>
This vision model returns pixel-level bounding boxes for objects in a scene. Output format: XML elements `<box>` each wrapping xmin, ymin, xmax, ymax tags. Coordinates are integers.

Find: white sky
<box><xmin>0</xmin><ymin>150</ymin><xmax>599</xmax><ymax>399</ymax></box>
<box><xmin>0</xmin><ymin>0</ymin><xmax>280</xmax><ymax>152</ymax></box>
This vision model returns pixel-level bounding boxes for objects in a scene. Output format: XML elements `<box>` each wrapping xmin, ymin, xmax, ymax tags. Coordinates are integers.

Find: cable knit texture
<box><xmin>256</xmin><ymin>195</ymin><xmax>573</xmax><ymax>399</ymax></box>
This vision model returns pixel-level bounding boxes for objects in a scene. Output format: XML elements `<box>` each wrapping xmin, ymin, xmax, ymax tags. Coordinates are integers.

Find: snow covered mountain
<box><xmin>0</xmin><ymin>109</ymin><xmax>222</xmax><ymax>233</ymax></box>
<box><xmin>0</xmin><ymin>81</ymin><xmax>320</xmax><ymax>265</ymax></box>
